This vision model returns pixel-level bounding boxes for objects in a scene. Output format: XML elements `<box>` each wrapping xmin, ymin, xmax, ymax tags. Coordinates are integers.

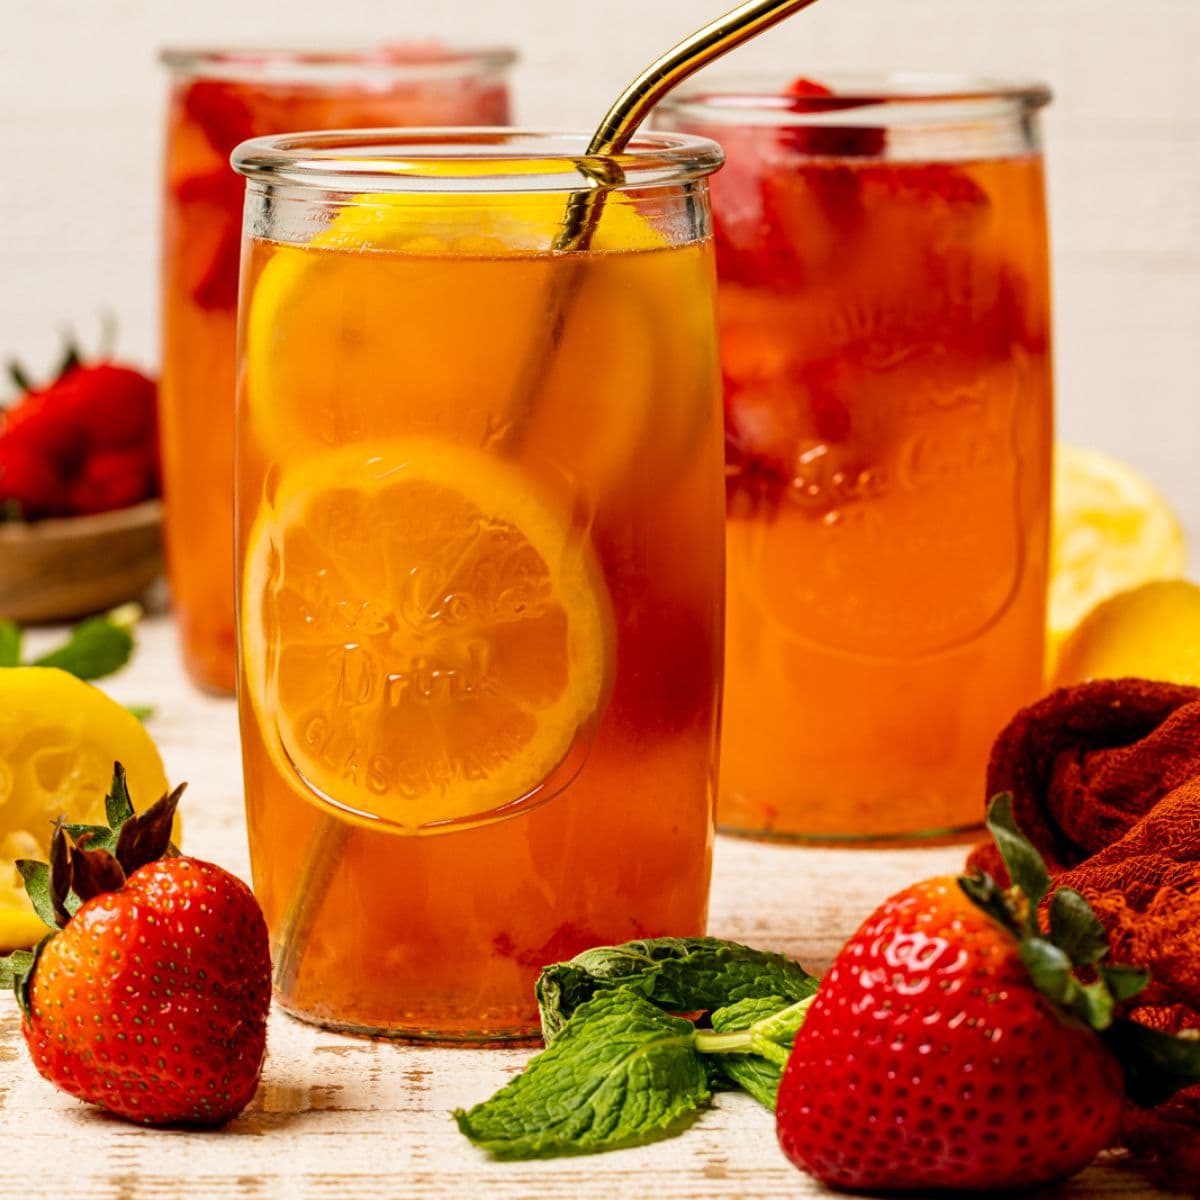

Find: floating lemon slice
<box><xmin>1050</xmin><ymin>445</ymin><xmax>1188</xmax><ymax>655</ymax></box>
<box><xmin>244</xmin><ymin>189</ymin><xmax>667</xmax><ymax>460</ymax></box>
<box><xmin>241</xmin><ymin>439</ymin><xmax>612</xmax><ymax>833</ymax></box>
<box><xmin>0</xmin><ymin>669</ymin><xmax>169</xmax><ymax>949</ymax></box>
<box><xmin>1053</xmin><ymin>579</ymin><xmax>1200</xmax><ymax>688</ymax></box>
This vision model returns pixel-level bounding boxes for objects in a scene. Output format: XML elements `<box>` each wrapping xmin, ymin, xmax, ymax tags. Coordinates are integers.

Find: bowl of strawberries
<box><xmin>0</xmin><ymin>338</ymin><xmax>162</xmax><ymax>622</ymax></box>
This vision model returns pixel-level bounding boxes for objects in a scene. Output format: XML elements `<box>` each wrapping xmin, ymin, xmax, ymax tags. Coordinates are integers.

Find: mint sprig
<box><xmin>700</xmin><ymin>994</ymin><xmax>814</xmax><ymax>1108</ymax></box>
<box><xmin>0</xmin><ymin>606</ymin><xmax>145</xmax><ymax>703</ymax></box>
<box><xmin>458</xmin><ymin>937</ymin><xmax>818</xmax><ymax>1161</ymax></box>
<box><xmin>536</xmin><ymin>936</ymin><xmax>817</xmax><ymax>1040</ymax></box>
<box><xmin>30</xmin><ymin>608</ymin><xmax>136</xmax><ymax>680</ymax></box>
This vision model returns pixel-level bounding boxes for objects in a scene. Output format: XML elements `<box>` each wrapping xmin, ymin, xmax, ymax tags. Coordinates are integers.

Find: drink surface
<box><xmin>160</xmin><ymin>66</ymin><xmax>510</xmax><ymax>692</ymax></box>
<box><xmin>236</xmin><ymin>216</ymin><xmax>723</xmax><ymax>1037</ymax></box>
<box><xmin>696</xmin><ymin>122</ymin><xmax>1052</xmax><ymax>839</ymax></box>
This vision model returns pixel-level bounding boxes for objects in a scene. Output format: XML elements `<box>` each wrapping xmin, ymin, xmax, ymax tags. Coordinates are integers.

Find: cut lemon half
<box><xmin>241</xmin><ymin>439</ymin><xmax>612</xmax><ymax>833</ymax></box>
<box><xmin>1050</xmin><ymin>445</ymin><xmax>1187</xmax><ymax>654</ymax></box>
<box><xmin>1053</xmin><ymin>579</ymin><xmax>1200</xmax><ymax>688</ymax></box>
<box><xmin>0</xmin><ymin>668</ymin><xmax>169</xmax><ymax>949</ymax></box>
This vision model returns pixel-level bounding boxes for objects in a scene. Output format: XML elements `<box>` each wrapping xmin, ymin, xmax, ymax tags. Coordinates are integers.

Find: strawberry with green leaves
<box><xmin>1</xmin><ymin>765</ymin><xmax>271</xmax><ymax>1126</ymax></box>
<box><xmin>776</xmin><ymin>795</ymin><xmax>1200</xmax><ymax>1191</ymax></box>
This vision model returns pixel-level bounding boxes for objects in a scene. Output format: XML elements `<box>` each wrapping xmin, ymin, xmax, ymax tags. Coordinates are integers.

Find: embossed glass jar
<box><xmin>160</xmin><ymin>45</ymin><xmax>515</xmax><ymax>695</ymax></box>
<box><xmin>659</xmin><ymin>75</ymin><xmax>1054</xmax><ymax>841</ymax></box>
<box><xmin>232</xmin><ymin>130</ymin><xmax>725</xmax><ymax>1038</ymax></box>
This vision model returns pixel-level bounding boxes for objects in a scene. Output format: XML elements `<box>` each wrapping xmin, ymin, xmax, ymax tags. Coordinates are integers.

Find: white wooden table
<box><xmin>0</xmin><ymin>615</ymin><xmax>1182</xmax><ymax>1198</ymax></box>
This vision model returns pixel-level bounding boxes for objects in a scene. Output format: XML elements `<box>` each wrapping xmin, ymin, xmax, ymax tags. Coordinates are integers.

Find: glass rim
<box><xmin>159</xmin><ymin>43</ymin><xmax>517</xmax><ymax>81</ymax></box>
<box><xmin>659</xmin><ymin>70</ymin><xmax>1052</xmax><ymax>125</ymax></box>
<box><xmin>231</xmin><ymin>128</ymin><xmax>726</xmax><ymax>194</ymax></box>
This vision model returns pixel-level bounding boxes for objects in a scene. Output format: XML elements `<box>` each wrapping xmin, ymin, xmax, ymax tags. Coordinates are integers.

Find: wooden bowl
<box><xmin>0</xmin><ymin>500</ymin><xmax>164</xmax><ymax>623</ymax></box>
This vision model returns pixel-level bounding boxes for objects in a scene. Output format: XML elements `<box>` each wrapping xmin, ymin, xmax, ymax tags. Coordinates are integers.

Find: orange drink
<box><xmin>232</xmin><ymin>131</ymin><xmax>725</xmax><ymax>1039</ymax></box>
<box><xmin>160</xmin><ymin>46</ymin><xmax>513</xmax><ymax>692</ymax></box>
<box><xmin>661</xmin><ymin>77</ymin><xmax>1054</xmax><ymax>840</ymax></box>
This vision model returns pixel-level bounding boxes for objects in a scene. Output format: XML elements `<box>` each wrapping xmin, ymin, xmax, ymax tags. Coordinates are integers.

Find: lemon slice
<box><xmin>241</xmin><ymin>439</ymin><xmax>612</xmax><ymax>833</ymax></box>
<box><xmin>1050</xmin><ymin>445</ymin><xmax>1188</xmax><ymax>652</ymax></box>
<box><xmin>1053</xmin><ymin>579</ymin><xmax>1200</xmax><ymax>687</ymax></box>
<box><xmin>244</xmin><ymin>189</ymin><xmax>667</xmax><ymax>461</ymax></box>
<box><xmin>0</xmin><ymin>668</ymin><xmax>169</xmax><ymax>949</ymax></box>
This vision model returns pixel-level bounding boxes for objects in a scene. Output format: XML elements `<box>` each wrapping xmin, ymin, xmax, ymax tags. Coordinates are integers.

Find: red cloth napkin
<box><xmin>966</xmin><ymin>679</ymin><xmax>1200</xmax><ymax>1190</ymax></box>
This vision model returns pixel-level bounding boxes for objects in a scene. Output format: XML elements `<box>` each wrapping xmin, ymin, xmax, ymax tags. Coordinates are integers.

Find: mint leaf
<box><xmin>704</xmin><ymin>995</ymin><xmax>788</xmax><ymax>1107</ymax></box>
<box><xmin>33</xmin><ymin>615</ymin><xmax>134</xmax><ymax>681</ymax></box>
<box><xmin>455</xmin><ymin>989</ymin><xmax>710</xmax><ymax>1159</ymax></box>
<box><xmin>126</xmin><ymin>704</ymin><xmax>155</xmax><ymax>722</ymax></box>
<box><xmin>699</xmin><ymin>994</ymin><xmax>814</xmax><ymax>1109</ymax></box>
<box><xmin>0</xmin><ymin>619</ymin><xmax>21</xmax><ymax>667</ymax></box>
<box><xmin>537</xmin><ymin>936</ymin><xmax>817</xmax><ymax>1039</ymax></box>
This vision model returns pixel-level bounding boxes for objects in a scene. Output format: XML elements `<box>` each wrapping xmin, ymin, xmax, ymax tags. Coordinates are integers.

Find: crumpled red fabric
<box><xmin>966</xmin><ymin>679</ymin><xmax>1200</xmax><ymax>1192</ymax></box>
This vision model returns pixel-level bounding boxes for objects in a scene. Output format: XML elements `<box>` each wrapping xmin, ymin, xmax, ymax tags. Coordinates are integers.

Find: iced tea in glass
<box><xmin>160</xmin><ymin>46</ymin><xmax>514</xmax><ymax>692</ymax></box>
<box><xmin>660</xmin><ymin>76</ymin><xmax>1054</xmax><ymax>840</ymax></box>
<box><xmin>232</xmin><ymin>130</ymin><xmax>725</xmax><ymax>1039</ymax></box>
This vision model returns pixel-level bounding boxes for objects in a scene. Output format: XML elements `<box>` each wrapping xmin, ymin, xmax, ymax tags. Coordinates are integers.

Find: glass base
<box><xmin>274</xmin><ymin>994</ymin><xmax>543</xmax><ymax>1046</ymax></box>
<box><xmin>717</xmin><ymin>819</ymin><xmax>984</xmax><ymax>849</ymax></box>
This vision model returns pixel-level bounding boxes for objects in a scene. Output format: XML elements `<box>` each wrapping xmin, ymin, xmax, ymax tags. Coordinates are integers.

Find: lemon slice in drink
<box><xmin>244</xmin><ymin>190</ymin><xmax>667</xmax><ymax>459</ymax></box>
<box><xmin>1050</xmin><ymin>445</ymin><xmax>1187</xmax><ymax>652</ymax></box>
<box><xmin>241</xmin><ymin>439</ymin><xmax>612</xmax><ymax>833</ymax></box>
<box><xmin>241</xmin><ymin>187</ymin><xmax>715</xmax><ymax>505</ymax></box>
<box><xmin>0</xmin><ymin>668</ymin><xmax>169</xmax><ymax>949</ymax></box>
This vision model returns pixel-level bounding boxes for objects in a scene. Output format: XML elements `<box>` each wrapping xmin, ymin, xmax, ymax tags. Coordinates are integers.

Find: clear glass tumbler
<box><xmin>160</xmin><ymin>45</ymin><xmax>515</xmax><ymax>693</ymax></box>
<box><xmin>232</xmin><ymin>129</ymin><xmax>726</xmax><ymax>1040</ymax></box>
<box><xmin>659</xmin><ymin>74</ymin><xmax>1054</xmax><ymax>842</ymax></box>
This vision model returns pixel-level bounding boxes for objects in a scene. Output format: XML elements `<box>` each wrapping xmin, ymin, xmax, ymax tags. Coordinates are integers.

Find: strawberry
<box><xmin>0</xmin><ymin>350</ymin><xmax>159</xmax><ymax>519</ymax></box>
<box><xmin>781</xmin><ymin>76</ymin><xmax>886</xmax><ymax>159</ymax></box>
<box><xmin>0</xmin><ymin>442</ymin><xmax>63</xmax><ymax>519</ymax></box>
<box><xmin>777</xmin><ymin>795</ymin><xmax>1200</xmax><ymax>1191</ymax></box>
<box><xmin>1</xmin><ymin>765</ymin><xmax>271</xmax><ymax>1126</ymax></box>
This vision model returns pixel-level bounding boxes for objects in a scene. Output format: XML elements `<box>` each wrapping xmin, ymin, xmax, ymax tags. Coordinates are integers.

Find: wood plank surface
<box><xmin>0</xmin><ymin>615</ymin><xmax>1184</xmax><ymax>1198</ymax></box>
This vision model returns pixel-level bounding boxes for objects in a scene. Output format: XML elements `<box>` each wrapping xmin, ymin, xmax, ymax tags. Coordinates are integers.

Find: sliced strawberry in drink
<box><xmin>172</xmin><ymin>166</ymin><xmax>244</xmax><ymax>207</ymax></box>
<box><xmin>191</xmin><ymin>222</ymin><xmax>243</xmax><ymax>312</ymax></box>
<box><xmin>183</xmin><ymin>79</ymin><xmax>257</xmax><ymax>153</ymax></box>
<box><xmin>858</xmin><ymin>161</ymin><xmax>990</xmax><ymax>213</ymax></box>
<box><xmin>758</xmin><ymin>160</ymin><xmax>865</xmax><ymax>285</ymax></box>
<box><xmin>781</xmin><ymin>76</ymin><xmax>886</xmax><ymax>159</ymax></box>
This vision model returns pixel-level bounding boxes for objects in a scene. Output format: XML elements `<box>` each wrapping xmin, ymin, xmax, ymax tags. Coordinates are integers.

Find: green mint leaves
<box><xmin>0</xmin><ymin>604</ymin><xmax>138</xmax><ymax>682</ymax></box>
<box><xmin>454</xmin><ymin>991</ymin><xmax>710</xmax><ymax>1159</ymax></box>
<box><xmin>457</xmin><ymin>937</ymin><xmax>817</xmax><ymax>1160</ymax></box>
<box><xmin>536</xmin><ymin>936</ymin><xmax>818</xmax><ymax>1040</ymax></box>
<box><xmin>699</xmin><ymin>994</ymin><xmax>814</xmax><ymax>1109</ymax></box>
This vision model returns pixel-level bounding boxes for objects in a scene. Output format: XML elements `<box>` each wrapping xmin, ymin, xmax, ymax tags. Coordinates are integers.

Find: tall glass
<box><xmin>659</xmin><ymin>75</ymin><xmax>1054</xmax><ymax>841</ymax></box>
<box><xmin>160</xmin><ymin>46</ymin><xmax>515</xmax><ymax>693</ymax></box>
<box><xmin>232</xmin><ymin>130</ymin><xmax>725</xmax><ymax>1040</ymax></box>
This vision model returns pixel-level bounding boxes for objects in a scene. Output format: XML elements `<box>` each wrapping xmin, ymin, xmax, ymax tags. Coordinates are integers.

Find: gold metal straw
<box><xmin>273</xmin><ymin>0</ymin><xmax>826</xmax><ymax>1009</ymax></box>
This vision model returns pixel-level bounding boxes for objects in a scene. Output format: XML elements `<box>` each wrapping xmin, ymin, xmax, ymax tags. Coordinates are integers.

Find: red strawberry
<box><xmin>0</xmin><ymin>439</ymin><xmax>64</xmax><ymax>519</ymax></box>
<box><xmin>2</xmin><ymin>766</ymin><xmax>271</xmax><ymax>1126</ymax></box>
<box><xmin>68</xmin><ymin>446</ymin><xmax>157</xmax><ymax>515</ymax></box>
<box><xmin>0</xmin><ymin>354</ymin><xmax>159</xmax><ymax>519</ymax></box>
<box><xmin>182</xmin><ymin>79</ymin><xmax>256</xmax><ymax>154</ymax></box>
<box><xmin>781</xmin><ymin>76</ymin><xmax>886</xmax><ymax>159</ymax></box>
<box><xmin>777</xmin><ymin>795</ymin><xmax>1200</xmax><ymax>1191</ymax></box>
<box><xmin>62</xmin><ymin>363</ymin><xmax>159</xmax><ymax>451</ymax></box>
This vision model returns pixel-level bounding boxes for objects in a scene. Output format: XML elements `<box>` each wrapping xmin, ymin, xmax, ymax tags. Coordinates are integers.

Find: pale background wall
<box><xmin>1</xmin><ymin>0</ymin><xmax>1197</xmax><ymax>533</ymax></box>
